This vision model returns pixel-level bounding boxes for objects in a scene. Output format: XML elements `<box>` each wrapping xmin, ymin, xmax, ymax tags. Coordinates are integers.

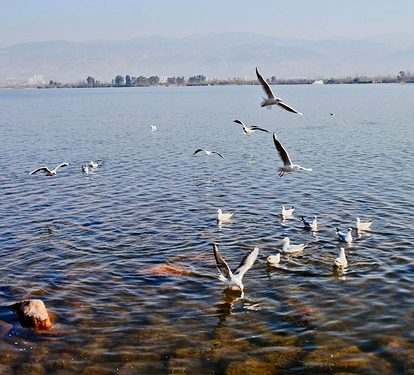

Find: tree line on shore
<box><xmin>37</xmin><ymin>70</ymin><xmax>414</xmax><ymax>89</ymax></box>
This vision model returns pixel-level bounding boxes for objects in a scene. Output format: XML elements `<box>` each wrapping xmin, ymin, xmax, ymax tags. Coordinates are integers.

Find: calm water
<box><xmin>0</xmin><ymin>84</ymin><xmax>413</xmax><ymax>374</ymax></box>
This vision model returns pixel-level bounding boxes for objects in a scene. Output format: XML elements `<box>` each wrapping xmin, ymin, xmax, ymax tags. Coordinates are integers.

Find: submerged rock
<box><xmin>10</xmin><ymin>299</ymin><xmax>52</xmax><ymax>331</ymax></box>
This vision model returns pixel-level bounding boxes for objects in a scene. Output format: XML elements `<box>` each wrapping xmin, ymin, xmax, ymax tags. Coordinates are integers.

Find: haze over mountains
<box><xmin>1</xmin><ymin>32</ymin><xmax>413</xmax><ymax>84</ymax></box>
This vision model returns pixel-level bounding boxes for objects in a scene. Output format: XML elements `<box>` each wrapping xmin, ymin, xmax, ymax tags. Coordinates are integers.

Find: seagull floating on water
<box><xmin>282</xmin><ymin>237</ymin><xmax>307</xmax><ymax>253</ymax></box>
<box><xmin>301</xmin><ymin>216</ymin><xmax>318</xmax><ymax>231</ymax></box>
<box><xmin>273</xmin><ymin>133</ymin><xmax>313</xmax><ymax>177</ymax></box>
<box><xmin>193</xmin><ymin>149</ymin><xmax>224</xmax><ymax>159</ymax></box>
<box><xmin>267</xmin><ymin>253</ymin><xmax>280</xmax><ymax>267</ymax></box>
<box><xmin>29</xmin><ymin>163</ymin><xmax>69</xmax><ymax>176</ymax></box>
<box><xmin>213</xmin><ymin>243</ymin><xmax>259</xmax><ymax>292</ymax></box>
<box><xmin>353</xmin><ymin>217</ymin><xmax>374</xmax><ymax>231</ymax></box>
<box><xmin>233</xmin><ymin>119</ymin><xmax>269</xmax><ymax>135</ymax></box>
<box><xmin>82</xmin><ymin>165</ymin><xmax>89</xmax><ymax>174</ymax></box>
<box><xmin>334</xmin><ymin>247</ymin><xmax>348</xmax><ymax>268</ymax></box>
<box><xmin>256</xmin><ymin>68</ymin><xmax>303</xmax><ymax>115</ymax></box>
<box><xmin>281</xmin><ymin>206</ymin><xmax>295</xmax><ymax>219</ymax></box>
<box><xmin>89</xmin><ymin>161</ymin><xmax>99</xmax><ymax>169</ymax></box>
<box><xmin>217</xmin><ymin>209</ymin><xmax>234</xmax><ymax>222</ymax></box>
<box><xmin>336</xmin><ymin>227</ymin><xmax>353</xmax><ymax>243</ymax></box>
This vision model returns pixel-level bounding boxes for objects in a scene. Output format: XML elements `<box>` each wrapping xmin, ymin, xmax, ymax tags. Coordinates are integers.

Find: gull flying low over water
<box><xmin>150</xmin><ymin>124</ymin><xmax>157</xmax><ymax>132</ymax></box>
<box><xmin>213</xmin><ymin>244</ymin><xmax>259</xmax><ymax>293</ymax></box>
<box><xmin>193</xmin><ymin>149</ymin><xmax>224</xmax><ymax>159</ymax></box>
<box><xmin>334</xmin><ymin>248</ymin><xmax>348</xmax><ymax>268</ymax></box>
<box><xmin>29</xmin><ymin>163</ymin><xmax>69</xmax><ymax>176</ymax></box>
<box><xmin>217</xmin><ymin>209</ymin><xmax>234</xmax><ymax>222</ymax></box>
<box><xmin>301</xmin><ymin>216</ymin><xmax>318</xmax><ymax>231</ymax></box>
<box><xmin>336</xmin><ymin>227</ymin><xmax>353</xmax><ymax>243</ymax></box>
<box><xmin>256</xmin><ymin>67</ymin><xmax>303</xmax><ymax>115</ymax></box>
<box><xmin>281</xmin><ymin>206</ymin><xmax>295</xmax><ymax>219</ymax></box>
<box><xmin>233</xmin><ymin>119</ymin><xmax>269</xmax><ymax>135</ymax></box>
<box><xmin>353</xmin><ymin>217</ymin><xmax>374</xmax><ymax>231</ymax></box>
<box><xmin>282</xmin><ymin>237</ymin><xmax>307</xmax><ymax>253</ymax></box>
<box><xmin>273</xmin><ymin>133</ymin><xmax>312</xmax><ymax>177</ymax></box>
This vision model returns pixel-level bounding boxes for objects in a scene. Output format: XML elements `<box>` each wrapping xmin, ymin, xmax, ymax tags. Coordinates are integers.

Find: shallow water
<box><xmin>0</xmin><ymin>84</ymin><xmax>413</xmax><ymax>374</ymax></box>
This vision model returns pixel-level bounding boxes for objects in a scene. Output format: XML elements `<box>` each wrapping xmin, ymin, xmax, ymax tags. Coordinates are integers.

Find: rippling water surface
<box><xmin>0</xmin><ymin>84</ymin><xmax>413</xmax><ymax>374</ymax></box>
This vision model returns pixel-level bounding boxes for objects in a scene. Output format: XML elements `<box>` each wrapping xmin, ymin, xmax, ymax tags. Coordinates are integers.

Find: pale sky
<box><xmin>1</xmin><ymin>0</ymin><xmax>414</xmax><ymax>47</ymax></box>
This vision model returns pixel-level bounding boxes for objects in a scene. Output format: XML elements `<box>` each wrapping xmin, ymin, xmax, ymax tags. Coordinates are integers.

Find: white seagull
<box><xmin>281</xmin><ymin>206</ymin><xmax>295</xmax><ymax>219</ymax></box>
<box><xmin>256</xmin><ymin>68</ymin><xmax>303</xmax><ymax>115</ymax></box>
<box><xmin>334</xmin><ymin>248</ymin><xmax>348</xmax><ymax>268</ymax></box>
<box><xmin>29</xmin><ymin>163</ymin><xmax>69</xmax><ymax>176</ymax></box>
<box><xmin>353</xmin><ymin>217</ymin><xmax>374</xmax><ymax>231</ymax></box>
<box><xmin>193</xmin><ymin>149</ymin><xmax>224</xmax><ymax>159</ymax></box>
<box><xmin>89</xmin><ymin>161</ymin><xmax>99</xmax><ymax>169</ymax></box>
<box><xmin>282</xmin><ymin>237</ymin><xmax>307</xmax><ymax>253</ymax></box>
<box><xmin>301</xmin><ymin>216</ymin><xmax>318</xmax><ymax>231</ymax></box>
<box><xmin>151</xmin><ymin>124</ymin><xmax>157</xmax><ymax>132</ymax></box>
<box><xmin>273</xmin><ymin>133</ymin><xmax>312</xmax><ymax>177</ymax></box>
<box><xmin>267</xmin><ymin>253</ymin><xmax>281</xmax><ymax>266</ymax></box>
<box><xmin>217</xmin><ymin>209</ymin><xmax>234</xmax><ymax>222</ymax></box>
<box><xmin>213</xmin><ymin>244</ymin><xmax>259</xmax><ymax>292</ymax></box>
<box><xmin>336</xmin><ymin>227</ymin><xmax>353</xmax><ymax>243</ymax></box>
<box><xmin>233</xmin><ymin>119</ymin><xmax>269</xmax><ymax>135</ymax></box>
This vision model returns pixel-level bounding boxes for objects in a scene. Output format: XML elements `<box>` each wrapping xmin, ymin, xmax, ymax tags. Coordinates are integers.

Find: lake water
<box><xmin>0</xmin><ymin>84</ymin><xmax>413</xmax><ymax>374</ymax></box>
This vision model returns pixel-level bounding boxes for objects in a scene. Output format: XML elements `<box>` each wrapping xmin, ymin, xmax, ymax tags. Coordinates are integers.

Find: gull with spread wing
<box><xmin>273</xmin><ymin>133</ymin><xmax>312</xmax><ymax>177</ymax></box>
<box><xmin>233</xmin><ymin>119</ymin><xmax>269</xmax><ymax>135</ymax></box>
<box><xmin>29</xmin><ymin>163</ymin><xmax>69</xmax><ymax>176</ymax></box>
<box><xmin>193</xmin><ymin>149</ymin><xmax>224</xmax><ymax>159</ymax></box>
<box><xmin>213</xmin><ymin>244</ymin><xmax>259</xmax><ymax>293</ymax></box>
<box><xmin>256</xmin><ymin>67</ymin><xmax>303</xmax><ymax>115</ymax></box>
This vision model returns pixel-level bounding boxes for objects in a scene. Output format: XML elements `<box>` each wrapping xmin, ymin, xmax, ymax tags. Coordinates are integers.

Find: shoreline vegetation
<box><xmin>2</xmin><ymin>71</ymin><xmax>414</xmax><ymax>89</ymax></box>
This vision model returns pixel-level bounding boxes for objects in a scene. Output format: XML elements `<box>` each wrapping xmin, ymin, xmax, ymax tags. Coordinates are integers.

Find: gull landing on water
<box><xmin>29</xmin><ymin>163</ymin><xmax>69</xmax><ymax>176</ymax></box>
<box><xmin>193</xmin><ymin>149</ymin><xmax>224</xmax><ymax>159</ymax></box>
<box><xmin>256</xmin><ymin>68</ymin><xmax>303</xmax><ymax>115</ymax></box>
<box><xmin>281</xmin><ymin>206</ymin><xmax>295</xmax><ymax>220</ymax></box>
<box><xmin>334</xmin><ymin>248</ymin><xmax>348</xmax><ymax>268</ymax></box>
<box><xmin>336</xmin><ymin>227</ymin><xmax>353</xmax><ymax>243</ymax></box>
<box><xmin>353</xmin><ymin>217</ymin><xmax>374</xmax><ymax>231</ymax></box>
<box><xmin>213</xmin><ymin>244</ymin><xmax>259</xmax><ymax>293</ymax></box>
<box><xmin>273</xmin><ymin>133</ymin><xmax>313</xmax><ymax>177</ymax></box>
<box><xmin>233</xmin><ymin>119</ymin><xmax>269</xmax><ymax>135</ymax></box>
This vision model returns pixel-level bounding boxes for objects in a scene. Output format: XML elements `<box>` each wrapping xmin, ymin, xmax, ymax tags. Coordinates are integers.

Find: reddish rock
<box><xmin>11</xmin><ymin>299</ymin><xmax>52</xmax><ymax>331</ymax></box>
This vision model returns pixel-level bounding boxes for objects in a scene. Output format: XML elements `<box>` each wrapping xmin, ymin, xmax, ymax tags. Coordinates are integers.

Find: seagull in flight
<box><xmin>273</xmin><ymin>133</ymin><xmax>312</xmax><ymax>177</ymax></box>
<box><xmin>281</xmin><ymin>206</ymin><xmax>295</xmax><ymax>220</ymax></box>
<box><xmin>193</xmin><ymin>149</ymin><xmax>224</xmax><ymax>159</ymax></box>
<box><xmin>233</xmin><ymin>119</ymin><xmax>269</xmax><ymax>135</ymax></box>
<box><xmin>336</xmin><ymin>227</ymin><xmax>353</xmax><ymax>243</ymax></box>
<box><xmin>213</xmin><ymin>244</ymin><xmax>259</xmax><ymax>293</ymax></box>
<box><xmin>301</xmin><ymin>216</ymin><xmax>318</xmax><ymax>231</ymax></box>
<box><xmin>150</xmin><ymin>124</ymin><xmax>157</xmax><ymax>132</ymax></box>
<box><xmin>256</xmin><ymin>68</ymin><xmax>303</xmax><ymax>115</ymax></box>
<box><xmin>334</xmin><ymin>248</ymin><xmax>348</xmax><ymax>268</ymax></box>
<box><xmin>29</xmin><ymin>163</ymin><xmax>69</xmax><ymax>176</ymax></box>
<box><xmin>353</xmin><ymin>217</ymin><xmax>374</xmax><ymax>231</ymax></box>
<box><xmin>217</xmin><ymin>209</ymin><xmax>234</xmax><ymax>222</ymax></box>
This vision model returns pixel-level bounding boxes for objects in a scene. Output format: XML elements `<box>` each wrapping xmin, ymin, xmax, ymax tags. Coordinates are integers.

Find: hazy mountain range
<box><xmin>1</xmin><ymin>32</ymin><xmax>414</xmax><ymax>84</ymax></box>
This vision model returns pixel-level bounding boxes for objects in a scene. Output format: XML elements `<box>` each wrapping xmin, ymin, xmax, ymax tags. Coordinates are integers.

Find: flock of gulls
<box><xmin>28</xmin><ymin>67</ymin><xmax>375</xmax><ymax>298</ymax></box>
<box><xmin>200</xmin><ymin>68</ymin><xmax>373</xmax><ymax>296</ymax></box>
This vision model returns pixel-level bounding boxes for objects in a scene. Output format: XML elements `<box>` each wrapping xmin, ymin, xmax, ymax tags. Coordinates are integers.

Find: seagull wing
<box><xmin>54</xmin><ymin>163</ymin><xmax>69</xmax><ymax>172</ymax></box>
<box><xmin>211</xmin><ymin>151</ymin><xmax>225</xmax><ymax>159</ymax></box>
<box><xmin>29</xmin><ymin>167</ymin><xmax>51</xmax><ymax>175</ymax></box>
<box><xmin>193</xmin><ymin>149</ymin><xmax>206</xmax><ymax>155</ymax></box>
<box><xmin>273</xmin><ymin>133</ymin><xmax>293</xmax><ymax>166</ymax></box>
<box><xmin>250</xmin><ymin>126</ymin><xmax>270</xmax><ymax>133</ymax></box>
<box><xmin>213</xmin><ymin>244</ymin><xmax>232</xmax><ymax>281</ymax></box>
<box><xmin>277</xmin><ymin>101</ymin><xmax>303</xmax><ymax>115</ymax></box>
<box><xmin>256</xmin><ymin>68</ymin><xmax>275</xmax><ymax>99</ymax></box>
<box><xmin>233</xmin><ymin>246</ymin><xmax>259</xmax><ymax>278</ymax></box>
